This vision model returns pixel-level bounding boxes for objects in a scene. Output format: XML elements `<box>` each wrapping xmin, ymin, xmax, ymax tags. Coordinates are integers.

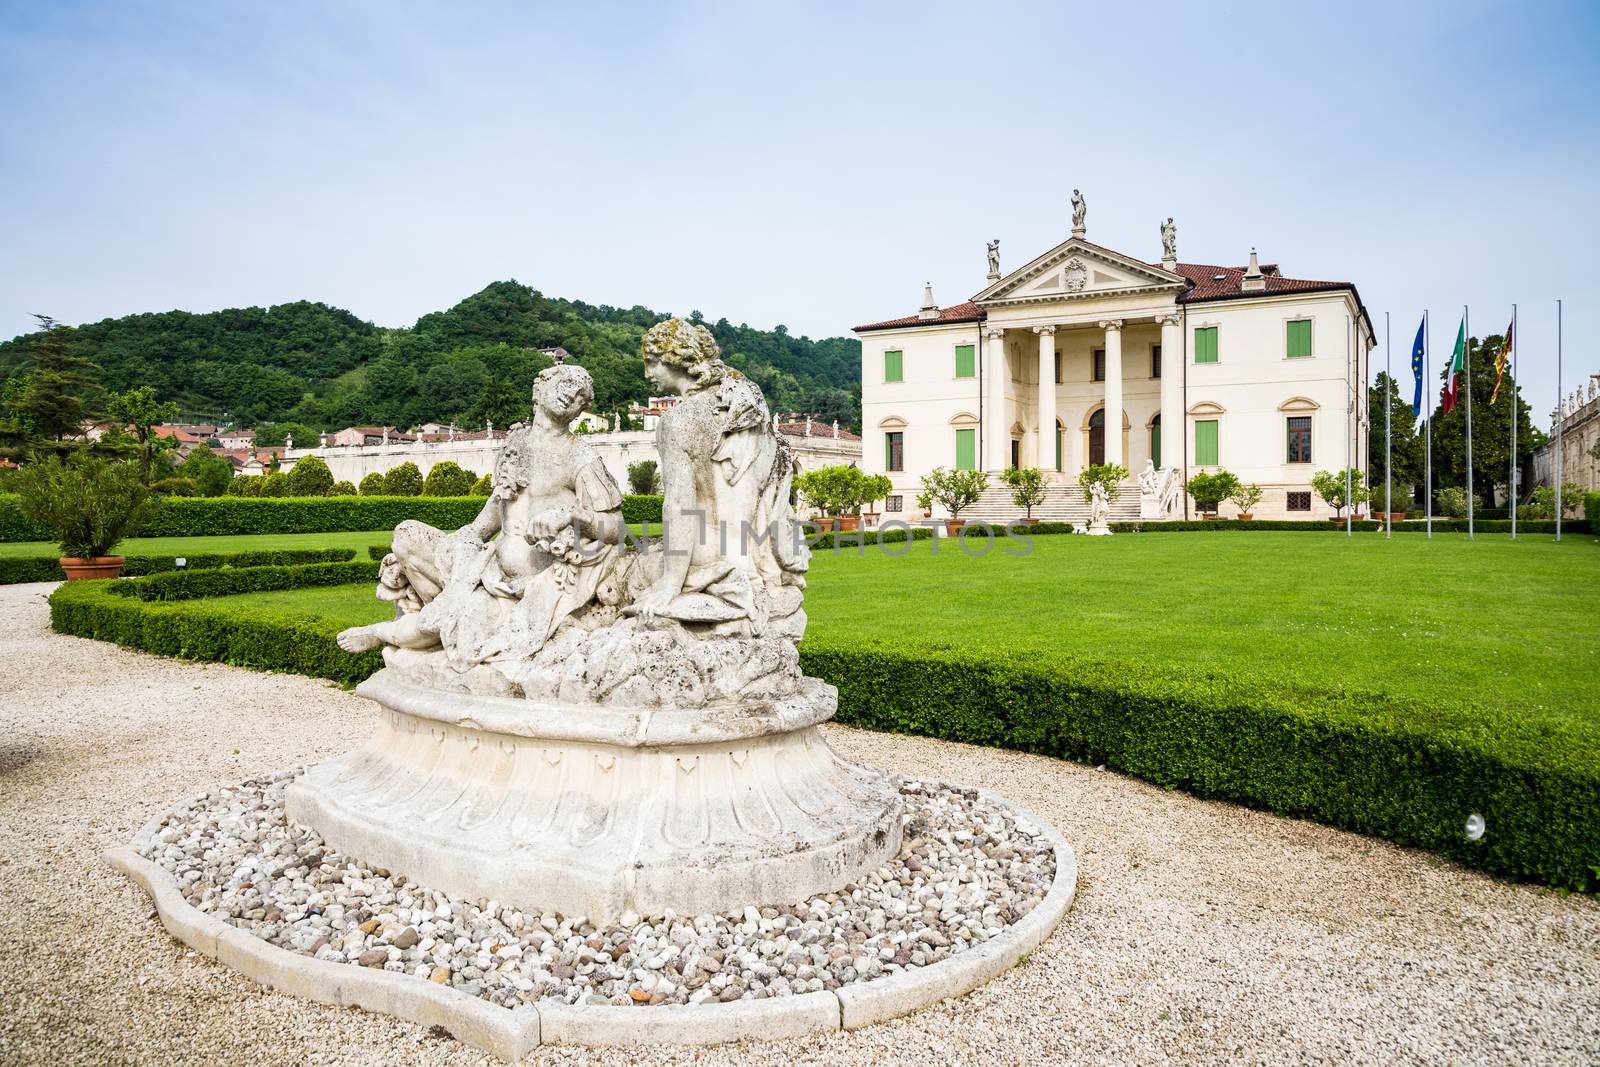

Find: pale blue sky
<box><xmin>2</xmin><ymin>1</ymin><xmax>1596</xmax><ymax>426</ymax></box>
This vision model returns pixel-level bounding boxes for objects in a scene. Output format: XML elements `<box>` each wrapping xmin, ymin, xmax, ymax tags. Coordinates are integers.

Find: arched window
<box><xmin>1150</xmin><ymin>413</ymin><xmax>1162</xmax><ymax>468</ymax></box>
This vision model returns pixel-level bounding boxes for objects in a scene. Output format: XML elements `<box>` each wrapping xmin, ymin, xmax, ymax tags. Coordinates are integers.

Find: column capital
<box><xmin>1097</xmin><ymin>319</ymin><xmax>1124</xmax><ymax>332</ymax></box>
<box><xmin>983</xmin><ymin>325</ymin><xmax>1005</xmax><ymax>340</ymax></box>
<box><xmin>1154</xmin><ymin>313</ymin><xmax>1181</xmax><ymax>327</ymax></box>
<box><xmin>1032</xmin><ymin>324</ymin><xmax>1057</xmax><ymax>336</ymax></box>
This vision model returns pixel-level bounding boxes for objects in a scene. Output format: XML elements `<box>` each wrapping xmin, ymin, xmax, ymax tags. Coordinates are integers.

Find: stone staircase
<box><xmin>963</xmin><ymin>481</ymin><xmax>1142</xmax><ymax>526</ymax></box>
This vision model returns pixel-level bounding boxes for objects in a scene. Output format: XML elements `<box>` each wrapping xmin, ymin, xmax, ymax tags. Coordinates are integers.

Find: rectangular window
<box><xmin>1287</xmin><ymin>491</ymin><xmax>1312</xmax><ymax>512</ymax></box>
<box><xmin>1151</xmin><ymin>344</ymin><xmax>1162</xmax><ymax>379</ymax></box>
<box><xmin>1195</xmin><ymin>419</ymin><xmax>1219</xmax><ymax>465</ymax></box>
<box><xmin>955</xmin><ymin>428</ymin><xmax>976</xmax><ymax>471</ymax></box>
<box><xmin>1286</xmin><ymin>319</ymin><xmax>1313</xmax><ymax>359</ymax></box>
<box><xmin>885</xmin><ymin>494</ymin><xmax>903</xmax><ymax>513</ymax></box>
<box><xmin>1092</xmin><ymin>349</ymin><xmax>1106</xmax><ymax>382</ymax></box>
<box><xmin>1286</xmin><ymin>416</ymin><xmax>1312</xmax><ymax>463</ymax></box>
<box><xmin>1054</xmin><ymin>352</ymin><xmax>1063</xmax><ymax>384</ymax></box>
<box><xmin>884</xmin><ymin>349</ymin><xmax>903</xmax><ymax>382</ymax></box>
<box><xmin>1194</xmin><ymin>326</ymin><xmax>1218</xmax><ymax>364</ymax></box>
<box><xmin>885</xmin><ymin>431</ymin><xmax>904</xmax><ymax>472</ymax></box>
<box><xmin>954</xmin><ymin>344</ymin><xmax>975</xmax><ymax>378</ymax></box>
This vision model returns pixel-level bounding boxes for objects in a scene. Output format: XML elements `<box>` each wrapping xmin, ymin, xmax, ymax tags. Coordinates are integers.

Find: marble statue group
<box><xmin>338</xmin><ymin>319</ymin><xmax>812</xmax><ymax>708</ymax></box>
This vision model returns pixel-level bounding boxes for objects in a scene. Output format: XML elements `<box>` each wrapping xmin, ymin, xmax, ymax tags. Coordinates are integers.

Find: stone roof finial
<box><xmin>918</xmin><ymin>282</ymin><xmax>939</xmax><ymax>321</ymax></box>
<box><xmin>1242</xmin><ymin>248</ymin><xmax>1266</xmax><ymax>292</ymax></box>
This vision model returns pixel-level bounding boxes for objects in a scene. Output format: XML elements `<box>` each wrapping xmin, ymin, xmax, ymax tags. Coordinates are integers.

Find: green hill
<box><xmin>0</xmin><ymin>281</ymin><xmax>861</xmax><ymax>431</ymax></box>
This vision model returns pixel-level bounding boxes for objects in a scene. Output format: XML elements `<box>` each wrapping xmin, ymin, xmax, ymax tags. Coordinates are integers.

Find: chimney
<box><xmin>1241</xmin><ymin>248</ymin><xmax>1266</xmax><ymax>292</ymax></box>
<box><xmin>917</xmin><ymin>282</ymin><xmax>939</xmax><ymax>321</ymax></box>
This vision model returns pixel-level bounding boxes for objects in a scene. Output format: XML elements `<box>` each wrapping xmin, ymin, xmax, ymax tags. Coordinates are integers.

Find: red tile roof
<box><xmin>854</xmin><ymin>302</ymin><xmax>985</xmax><ymax>333</ymax></box>
<box><xmin>777</xmin><ymin>421</ymin><xmax>862</xmax><ymax>442</ymax></box>
<box><xmin>1168</xmin><ymin>261</ymin><xmax>1354</xmax><ymax>304</ymax></box>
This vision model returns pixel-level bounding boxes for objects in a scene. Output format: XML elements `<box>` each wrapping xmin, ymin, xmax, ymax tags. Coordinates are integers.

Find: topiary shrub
<box><xmin>259</xmin><ymin>471</ymin><xmax>291</xmax><ymax>498</ymax></box>
<box><xmin>328</xmin><ymin>479</ymin><xmax>357</xmax><ymax>496</ymax></box>
<box><xmin>1186</xmin><ymin>469</ymin><xmax>1239</xmax><ymax>514</ymax></box>
<box><xmin>627</xmin><ymin>460</ymin><xmax>660</xmax><ymax>495</ymax></box>
<box><xmin>382</xmin><ymin>462</ymin><xmax>423</xmax><ymax>496</ymax></box>
<box><xmin>150</xmin><ymin>477</ymin><xmax>197</xmax><ymax>497</ymax></box>
<box><xmin>179</xmin><ymin>445</ymin><xmax>235</xmax><ymax>497</ymax></box>
<box><xmin>422</xmin><ymin>460</ymin><xmax>475</xmax><ymax>497</ymax></box>
<box><xmin>359</xmin><ymin>471</ymin><xmax>385</xmax><ymax>495</ymax></box>
<box><xmin>226</xmin><ymin>475</ymin><xmax>263</xmax><ymax>497</ymax></box>
<box><xmin>286</xmin><ymin>455</ymin><xmax>334</xmax><ymax>497</ymax></box>
<box><xmin>471</xmin><ymin>473</ymin><xmax>492</xmax><ymax>496</ymax></box>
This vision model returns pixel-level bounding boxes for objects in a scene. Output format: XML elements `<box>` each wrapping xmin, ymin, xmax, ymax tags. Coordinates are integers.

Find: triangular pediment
<box><xmin>974</xmin><ymin>237</ymin><xmax>1186</xmax><ymax>305</ymax></box>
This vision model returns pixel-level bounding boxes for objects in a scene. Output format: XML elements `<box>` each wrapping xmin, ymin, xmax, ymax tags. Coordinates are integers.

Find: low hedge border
<box><xmin>801</xmin><ymin>642</ymin><xmax>1600</xmax><ymax>892</ymax></box>
<box><xmin>0</xmin><ymin>548</ymin><xmax>356</xmax><ymax>585</ymax></box>
<box><xmin>0</xmin><ymin>493</ymin><xmax>666</xmax><ymax>541</ymax></box>
<box><xmin>1113</xmin><ymin>518</ymin><xmax>1592</xmax><ymax>534</ymax></box>
<box><xmin>47</xmin><ymin>562</ymin><xmax>1600</xmax><ymax>890</ymax></box>
<box><xmin>48</xmin><ymin>562</ymin><xmax>382</xmax><ymax>685</ymax></box>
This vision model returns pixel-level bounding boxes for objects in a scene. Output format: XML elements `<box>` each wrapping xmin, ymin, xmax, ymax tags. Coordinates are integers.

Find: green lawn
<box><xmin>212</xmin><ymin>531</ymin><xmax>1600</xmax><ymax>722</ymax></box>
<box><xmin>0</xmin><ymin>530</ymin><xmax>392</xmax><ymax>559</ymax></box>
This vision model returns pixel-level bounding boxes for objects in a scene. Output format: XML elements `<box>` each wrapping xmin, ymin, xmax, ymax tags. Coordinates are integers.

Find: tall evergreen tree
<box><xmin>2</xmin><ymin>316</ymin><xmax>103</xmax><ymax>456</ymax></box>
<box><xmin>1426</xmin><ymin>333</ymin><xmax>1545</xmax><ymax>507</ymax></box>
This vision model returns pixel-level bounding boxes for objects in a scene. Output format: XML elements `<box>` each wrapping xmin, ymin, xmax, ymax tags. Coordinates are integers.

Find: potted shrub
<box><xmin>859</xmin><ymin>473</ymin><xmax>893</xmax><ymax>527</ymax></box>
<box><xmin>1312</xmin><ymin>468</ymin><xmax>1371</xmax><ymax>521</ymax></box>
<box><xmin>1002</xmin><ymin>466</ymin><xmax>1047</xmax><ymax>522</ymax></box>
<box><xmin>1229</xmin><ymin>482</ymin><xmax>1263</xmax><ymax>520</ymax></box>
<box><xmin>1186</xmin><ymin>469</ymin><xmax>1239</xmax><ymax>519</ymax></box>
<box><xmin>920</xmin><ymin>467</ymin><xmax>989</xmax><ymax>535</ymax></box>
<box><xmin>16</xmin><ymin>453</ymin><xmax>160</xmax><ymax>580</ymax></box>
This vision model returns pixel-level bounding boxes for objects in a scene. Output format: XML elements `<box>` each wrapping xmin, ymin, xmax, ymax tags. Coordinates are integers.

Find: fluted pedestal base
<box><xmin>286</xmin><ymin>670</ymin><xmax>902</xmax><ymax>924</ymax></box>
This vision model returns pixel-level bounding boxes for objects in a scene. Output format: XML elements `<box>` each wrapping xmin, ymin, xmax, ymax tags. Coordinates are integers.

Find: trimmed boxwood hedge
<box><xmin>48</xmin><ymin>562</ymin><xmax>382</xmax><ymax>686</ymax></box>
<box><xmin>0</xmin><ymin>493</ymin><xmax>667</xmax><ymax>541</ymax></box>
<box><xmin>800</xmin><ymin>641</ymin><xmax>1600</xmax><ymax>891</ymax></box>
<box><xmin>0</xmin><ymin>547</ymin><xmax>356</xmax><ymax>585</ymax></box>
<box><xmin>46</xmin><ymin>560</ymin><xmax>1600</xmax><ymax>890</ymax></box>
<box><xmin>1112</xmin><ymin>518</ymin><xmax>1591</xmax><ymax>534</ymax></box>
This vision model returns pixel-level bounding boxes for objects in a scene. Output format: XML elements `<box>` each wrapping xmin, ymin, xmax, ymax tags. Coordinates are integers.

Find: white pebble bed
<box><xmin>139</xmin><ymin>771</ymin><xmax>1054</xmax><ymax>1009</ymax></box>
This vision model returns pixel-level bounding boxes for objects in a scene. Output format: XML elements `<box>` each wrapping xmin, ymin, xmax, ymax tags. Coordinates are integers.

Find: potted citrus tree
<box><xmin>859</xmin><ymin>473</ymin><xmax>893</xmax><ymax>527</ymax></box>
<box><xmin>920</xmin><ymin>467</ymin><xmax>988</xmax><ymax>535</ymax></box>
<box><xmin>1001</xmin><ymin>466</ymin><xmax>1047</xmax><ymax>522</ymax></box>
<box><xmin>1185</xmin><ymin>469</ymin><xmax>1239</xmax><ymax>519</ymax></box>
<box><xmin>16</xmin><ymin>453</ymin><xmax>160</xmax><ymax>580</ymax></box>
<box><xmin>1311</xmin><ymin>468</ymin><xmax>1371</xmax><ymax>522</ymax></box>
<box><xmin>1229</xmin><ymin>482</ymin><xmax>1263</xmax><ymax>520</ymax></box>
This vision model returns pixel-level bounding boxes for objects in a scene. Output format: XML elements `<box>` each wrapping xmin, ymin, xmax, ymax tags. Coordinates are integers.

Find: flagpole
<box><xmin>1510</xmin><ymin>303</ymin><xmax>1517</xmax><ymax>540</ymax></box>
<box><xmin>1555</xmin><ymin>299</ymin><xmax>1563</xmax><ymax>542</ymax></box>
<box><xmin>1464</xmin><ymin>304</ymin><xmax>1474</xmax><ymax>541</ymax></box>
<box><xmin>1345</xmin><ymin>314</ymin><xmax>1353</xmax><ymax>537</ymax></box>
<box><xmin>1425</xmin><ymin>310</ymin><xmax>1433</xmax><ymax>539</ymax></box>
<box><xmin>1385</xmin><ymin>311</ymin><xmax>1392</xmax><ymax>539</ymax></box>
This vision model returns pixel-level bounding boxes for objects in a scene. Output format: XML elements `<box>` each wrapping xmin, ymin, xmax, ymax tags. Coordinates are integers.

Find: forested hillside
<box><xmin>0</xmin><ymin>282</ymin><xmax>861</xmax><ymax>431</ymax></box>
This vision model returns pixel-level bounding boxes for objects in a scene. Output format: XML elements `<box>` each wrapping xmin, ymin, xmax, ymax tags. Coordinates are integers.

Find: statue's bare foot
<box><xmin>337</xmin><ymin>626</ymin><xmax>384</xmax><ymax>653</ymax></box>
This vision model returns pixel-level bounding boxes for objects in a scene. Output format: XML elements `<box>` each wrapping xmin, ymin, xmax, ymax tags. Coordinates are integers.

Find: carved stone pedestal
<box><xmin>286</xmin><ymin>669</ymin><xmax>902</xmax><ymax>925</ymax></box>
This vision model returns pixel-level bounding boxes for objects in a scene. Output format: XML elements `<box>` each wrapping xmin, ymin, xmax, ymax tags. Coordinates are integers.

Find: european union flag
<box><xmin>1409</xmin><ymin>316</ymin><xmax>1426</xmax><ymax>417</ymax></box>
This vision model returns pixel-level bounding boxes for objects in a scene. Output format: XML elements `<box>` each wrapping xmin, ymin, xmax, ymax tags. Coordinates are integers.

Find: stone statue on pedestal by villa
<box><xmin>1160</xmin><ymin>217</ymin><xmax>1177</xmax><ymax>261</ymax></box>
<box><xmin>289</xmin><ymin>319</ymin><xmax>900</xmax><ymax>924</ymax></box>
<box><xmin>986</xmin><ymin>239</ymin><xmax>1000</xmax><ymax>278</ymax></box>
<box><xmin>1071</xmin><ymin>188</ymin><xmax>1086</xmax><ymax>234</ymax></box>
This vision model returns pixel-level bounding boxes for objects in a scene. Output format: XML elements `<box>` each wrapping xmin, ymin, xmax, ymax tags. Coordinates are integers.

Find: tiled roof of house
<box><xmin>777</xmin><ymin>421</ymin><xmax>862</xmax><ymax>442</ymax></box>
<box><xmin>854</xmin><ymin>301</ymin><xmax>986</xmax><ymax>333</ymax></box>
<box><xmin>1168</xmin><ymin>262</ymin><xmax>1352</xmax><ymax>303</ymax></box>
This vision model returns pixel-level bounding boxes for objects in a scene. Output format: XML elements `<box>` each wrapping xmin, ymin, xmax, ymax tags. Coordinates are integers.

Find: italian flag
<box><xmin>1441</xmin><ymin>317</ymin><xmax>1466</xmax><ymax>415</ymax></box>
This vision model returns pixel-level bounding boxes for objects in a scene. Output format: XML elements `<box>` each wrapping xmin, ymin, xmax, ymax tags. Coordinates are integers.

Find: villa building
<box><xmin>855</xmin><ymin>208</ymin><xmax>1374</xmax><ymax>520</ymax></box>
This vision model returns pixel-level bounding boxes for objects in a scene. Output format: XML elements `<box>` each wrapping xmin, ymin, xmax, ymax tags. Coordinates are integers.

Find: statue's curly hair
<box><xmin>531</xmin><ymin>362</ymin><xmax>595</xmax><ymax>407</ymax></box>
<box><xmin>641</xmin><ymin>318</ymin><xmax>737</xmax><ymax>387</ymax></box>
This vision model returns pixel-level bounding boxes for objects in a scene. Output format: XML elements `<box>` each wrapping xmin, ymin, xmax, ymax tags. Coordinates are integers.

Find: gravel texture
<box><xmin>141</xmin><ymin>772</ymin><xmax>1052</xmax><ymax>1007</ymax></box>
<box><xmin>2</xmin><ymin>579</ymin><xmax>1598</xmax><ymax>1065</ymax></box>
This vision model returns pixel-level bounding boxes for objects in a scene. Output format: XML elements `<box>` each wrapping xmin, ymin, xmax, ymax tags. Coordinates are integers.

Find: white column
<box><xmin>1099</xmin><ymin>319</ymin><xmax>1124</xmax><ymax>468</ymax></box>
<box><xmin>1033</xmin><ymin>325</ymin><xmax>1056</xmax><ymax>471</ymax></box>
<box><xmin>1158</xmin><ymin>313</ymin><xmax>1182</xmax><ymax>471</ymax></box>
<box><xmin>984</xmin><ymin>327</ymin><xmax>1008</xmax><ymax>470</ymax></box>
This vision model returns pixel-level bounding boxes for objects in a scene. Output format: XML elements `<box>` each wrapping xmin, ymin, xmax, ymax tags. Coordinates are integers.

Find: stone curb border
<box><xmin>107</xmin><ymin>785</ymin><xmax>1077</xmax><ymax>1060</ymax></box>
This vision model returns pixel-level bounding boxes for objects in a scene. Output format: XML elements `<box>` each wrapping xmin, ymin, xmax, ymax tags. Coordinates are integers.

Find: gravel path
<box><xmin>2</xmin><ymin>580</ymin><xmax>1597</xmax><ymax>1066</ymax></box>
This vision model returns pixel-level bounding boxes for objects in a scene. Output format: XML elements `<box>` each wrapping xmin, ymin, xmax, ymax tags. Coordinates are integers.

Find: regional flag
<box><xmin>1409</xmin><ymin>316</ymin><xmax>1426</xmax><ymax>417</ymax></box>
<box><xmin>1441</xmin><ymin>317</ymin><xmax>1466</xmax><ymax>415</ymax></box>
<box><xmin>1491</xmin><ymin>319</ymin><xmax>1513</xmax><ymax>404</ymax></box>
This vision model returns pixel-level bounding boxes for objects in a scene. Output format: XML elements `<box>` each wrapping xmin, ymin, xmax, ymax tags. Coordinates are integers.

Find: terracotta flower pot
<box><xmin>1019</xmin><ymin>516</ymin><xmax>1041</xmax><ymax>524</ymax></box>
<box><xmin>1199</xmin><ymin>512</ymin><xmax>1220</xmax><ymax>520</ymax></box>
<box><xmin>59</xmin><ymin>555</ymin><xmax>125</xmax><ymax>581</ymax></box>
<box><xmin>944</xmin><ymin>519</ymin><xmax>966</xmax><ymax>536</ymax></box>
<box><xmin>836</xmin><ymin>515</ymin><xmax>860</xmax><ymax>532</ymax></box>
<box><xmin>1385</xmin><ymin>511</ymin><xmax>1407</xmax><ymax>522</ymax></box>
<box><xmin>1236</xmin><ymin>512</ymin><xmax>1254</xmax><ymax>521</ymax></box>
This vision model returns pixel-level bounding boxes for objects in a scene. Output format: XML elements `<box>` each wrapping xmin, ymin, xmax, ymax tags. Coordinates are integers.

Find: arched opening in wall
<box><xmin>1149</xmin><ymin>413</ymin><xmax>1162</xmax><ymax>468</ymax></box>
<box><xmin>1089</xmin><ymin>409</ymin><xmax>1105</xmax><ymax>466</ymax></box>
<box><xmin>1054</xmin><ymin>418</ymin><xmax>1065</xmax><ymax>473</ymax></box>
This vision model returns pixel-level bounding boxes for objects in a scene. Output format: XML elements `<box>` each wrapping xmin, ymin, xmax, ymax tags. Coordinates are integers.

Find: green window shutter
<box><xmin>1151</xmin><ymin>421</ymin><xmax>1161</xmax><ymax>468</ymax></box>
<box><xmin>1287</xmin><ymin>320</ymin><xmax>1312</xmax><ymax>358</ymax></box>
<box><xmin>884</xmin><ymin>350</ymin><xmax>903</xmax><ymax>382</ymax></box>
<box><xmin>1054</xmin><ymin>425</ymin><xmax>1062</xmax><ymax>471</ymax></box>
<box><xmin>954</xmin><ymin>344</ymin><xmax>975</xmax><ymax>378</ymax></box>
<box><xmin>955</xmin><ymin>428</ymin><xmax>976</xmax><ymax>471</ymax></box>
<box><xmin>1195</xmin><ymin>420</ymin><xmax>1219</xmax><ymax>465</ymax></box>
<box><xmin>1194</xmin><ymin>327</ymin><xmax>1218</xmax><ymax>364</ymax></box>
